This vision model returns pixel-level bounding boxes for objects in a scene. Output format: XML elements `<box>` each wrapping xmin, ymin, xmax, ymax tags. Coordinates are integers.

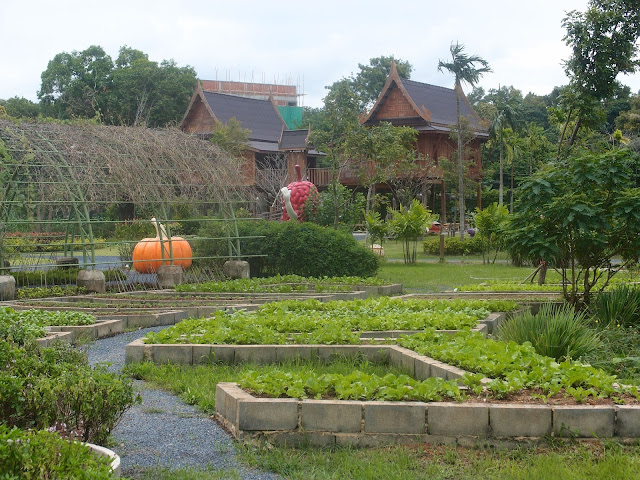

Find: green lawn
<box><xmin>377</xmin><ymin>260</ymin><xmax>555</xmax><ymax>293</ymax></box>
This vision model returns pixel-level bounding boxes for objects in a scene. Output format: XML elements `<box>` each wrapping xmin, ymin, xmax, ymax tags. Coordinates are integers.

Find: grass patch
<box><xmin>377</xmin><ymin>261</ymin><xmax>552</xmax><ymax>293</ymax></box>
<box><xmin>237</xmin><ymin>442</ymin><xmax>640</xmax><ymax>480</ymax></box>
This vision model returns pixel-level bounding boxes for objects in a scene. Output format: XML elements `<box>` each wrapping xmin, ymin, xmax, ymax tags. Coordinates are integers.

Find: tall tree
<box><xmin>310</xmin><ymin>79</ymin><xmax>362</xmax><ymax>229</ymax></box>
<box><xmin>38</xmin><ymin>45</ymin><xmax>196</xmax><ymax>127</ymax></box>
<box><xmin>353</xmin><ymin>56</ymin><xmax>412</xmax><ymax>110</ymax></box>
<box><xmin>38</xmin><ymin>45</ymin><xmax>113</xmax><ymax>119</ymax></box>
<box><xmin>486</xmin><ymin>86</ymin><xmax>522</xmax><ymax>206</ymax></box>
<box><xmin>0</xmin><ymin>97</ymin><xmax>40</xmax><ymax>118</ymax></box>
<box><xmin>506</xmin><ymin>149</ymin><xmax>640</xmax><ymax>306</ymax></box>
<box><xmin>438</xmin><ymin>42</ymin><xmax>491</xmax><ymax>239</ymax></box>
<box><xmin>558</xmin><ymin>0</ymin><xmax>640</xmax><ymax>156</ymax></box>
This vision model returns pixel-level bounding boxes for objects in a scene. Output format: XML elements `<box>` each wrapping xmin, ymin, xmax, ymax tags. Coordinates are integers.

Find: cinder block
<box><xmin>414</xmin><ymin>358</ymin><xmax>432</xmax><ymax>380</ymax></box>
<box><xmin>428</xmin><ymin>403</ymin><xmax>489</xmax><ymax>436</ymax></box>
<box><xmin>490</xmin><ymin>404</ymin><xmax>552</xmax><ymax>438</ymax></box>
<box><xmin>388</xmin><ymin>346</ymin><xmax>405</xmax><ymax>368</ymax></box>
<box><xmin>124</xmin><ymin>338</ymin><xmax>145</xmax><ymax>363</ymax></box>
<box><xmin>301</xmin><ymin>400</ymin><xmax>362</xmax><ymax>433</ymax></box>
<box><xmin>441</xmin><ymin>364</ymin><xmax>468</xmax><ymax>382</ymax></box>
<box><xmin>192</xmin><ymin>345</ymin><xmax>213</xmax><ymax>364</ymax></box>
<box><xmin>127</xmin><ymin>314</ymin><xmax>157</xmax><ymax>328</ymax></box>
<box><xmin>553</xmin><ymin>406</ymin><xmax>615</xmax><ymax>438</ymax></box>
<box><xmin>238</xmin><ymin>398</ymin><xmax>298</xmax><ymax>431</ymax></box>
<box><xmin>316</xmin><ymin>346</ymin><xmax>364</xmax><ymax>363</ymax></box>
<box><xmin>215</xmin><ymin>382</ymin><xmax>231</xmax><ymax>416</ymax></box>
<box><xmin>364</xmin><ymin>402</ymin><xmax>426</xmax><ymax>434</ymax></box>
<box><xmin>210</xmin><ymin>345</ymin><xmax>235</xmax><ymax>364</ymax></box>
<box><xmin>276</xmin><ymin>345</ymin><xmax>318</xmax><ymax>363</ymax></box>
<box><xmin>263</xmin><ymin>432</ymin><xmax>336</xmax><ymax>447</ymax></box>
<box><xmin>336</xmin><ymin>433</ymin><xmax>424</xmax><ymax>447</ymax></box>
<box><xmin>96</xmin><ymin>319</ymin><xmax>123</xmax><ymax>338</ymax></box>
<box><xmin>173</xmin><ymin>310</ymin><xmax>190</xmax><ymax>322</ymax></box>
<box><xmin>357</xmin><ymin>345</ymin><xmax>391</xmax><ymax>364</ymax></box>
<box><xmin>616</xmin><ymin>406</ymin><xmax>640</xmax><ymax>437</ymax></box>
<box><xmin>234</xmin><ymin>346</ymin><xmax>277</xmax><ymax>364</ymax></box>
<box><xmin>429</xmin><ymin>362</ymin><xmax>451</xmax><ymax>380</ymax></box>
<box><xmin>151</xmin><ymin>344</ymin><xmax>193</xmax><ymax>365</ymax></box>
<box><xmin>155</xmin><ymin>311</ymin><xmax>177</xmax><ymax>326</ymax></box>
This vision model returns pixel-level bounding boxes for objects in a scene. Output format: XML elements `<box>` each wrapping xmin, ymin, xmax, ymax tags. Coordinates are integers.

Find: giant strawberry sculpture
<box><xmin>281</xmin><ymin>164</ymin><xmax>318</xmax><ymax>221</ymax></box>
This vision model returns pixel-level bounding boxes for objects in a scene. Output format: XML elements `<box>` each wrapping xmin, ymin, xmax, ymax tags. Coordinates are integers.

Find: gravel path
<box><xmin>86</xmin><ymin>328</ymin><xmax>281</xmax><ymax>479</ymax></box>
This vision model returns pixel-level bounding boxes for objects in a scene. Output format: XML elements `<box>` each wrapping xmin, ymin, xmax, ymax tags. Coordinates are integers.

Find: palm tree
<box><xmin>438</xmin><ymin>42</ymin><xmax>491</xmax><ymax>239</ymax></box>
<box><xmin>488</xmin><ymin>85</ymin><xmax>521</xmax><ymax>206</ymax></box>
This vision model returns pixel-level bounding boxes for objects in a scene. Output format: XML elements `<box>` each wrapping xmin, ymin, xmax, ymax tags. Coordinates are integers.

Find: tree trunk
<box><xmin>498</xmin><ymin>131</ymin><xmax>504</xmax><ymax>206</ymax></box>
<box><xmin>456</xmin><ymin>82</ymin><xmax>465</xmax><ymax>240</ymax></box>
<box><xmin>510</xmin><ymin>160</ymin><xmax>514</xmax><ymax>214</ymax></box>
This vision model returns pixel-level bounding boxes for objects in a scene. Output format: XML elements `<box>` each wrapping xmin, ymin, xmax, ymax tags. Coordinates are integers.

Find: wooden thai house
<box><xmin>359</xmin><ymin>61</ymin><xmax>489</xmax><ymax>220</ymax></box>
<box><xmin>180</xmin><ymin>82</ymin><xmax>321</xmax><ymax>186</ymax></box>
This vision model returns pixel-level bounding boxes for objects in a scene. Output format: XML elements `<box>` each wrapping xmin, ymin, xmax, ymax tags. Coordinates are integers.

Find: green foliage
<box><xmin>364</xmin><ymin>210</ymin><xmax>388</xmax><ymax>247</ymax></box>
<box><xmin>0</xmin><ymin>340</ymin><xmax>138</xmax><ymax>444</ymax></box>
<box><xmin>352</xmin><ymin>55</ymin><xmax>413</xmax><ymax>110</ymax></box>
<box><xmin>143</xmin><ymin>297</ymin><xmax>515</xmax><ymax>345</ymax></box>
<box><xmin>496</xmin><ymin>303</ymin><xmax>602</xmax><ymax>361</ymax></box>
<box><xmin>0</xmin><ymin>307</ymin><xmax>95</xmax><ymax>345</ymax></box>
<box><xmin>38</xmin><ymin>44</ymin><xmax>197</xmax><ymax>126</ymax></box>
<box><xmin>506</xmin><ymin>149</ymin><xmax>640</xmax><ymax>305</ymax></box>
<box><xmin>389</xmin><ymin>200</ymin><xmax>437</xmax><ymax>264</ymax></box>
<box><xmin>111</xmin><ymin>220</ymin><xmax>156</xmax><ymax>241</ymax></box>
<box><xmin>1</xmin><ymin>96</ymin><xmax>40</xmax><ymax>118</ymax></box>
<box><xmin>209</xmin><ymin>118</ymin><xmax>250</xmax><ymax>157</ymax></box>
<box><xmin>423</xmin><ymin>235</ymin><xmax>484</xmax><ymax>256</ymax></box>
<box><xmin>0</xmin><ymin>425</ymin><xmax>115</xmax><ymax>479</ymax></box>
<box><xmin>177</xmin><ymin>274</ymin><xmax>385</xmax><ymax>294</ymax></box>
<box><xmin>399</xmin><ymin>328</ymin><xmax>637</xmax><ymax>402</ymax></box>
<box><xmin>16</xmin><ymin>285</ymin><xmax>88</xmax><ymax>299</ymax></box>
<box><xmin>592</xmin><ymin>284</ymin><xmax>640</xmax><ymax>327</ymax></box>
<box><xmin>474</xmin><ymin>202</ymin><xmax>509</xmax><ymax>263</ymax></box>
<box><xmin>196</xmin><ymin>219</ymin><xmax>379</xmax><ymax>278</ymax></box>
<box><xmin>304</xmin><ymin>183</ymin><xmax>366</xmax><ymax>231</ymax></box>
<box><xmin>239</xmin><ymin>368</ymin><xmax>461</xmax><ymax>402</ymax></box>
<box><xmin>559</xmin><ymin>0</ymin><xmax>640</xmax><ymax>152</ymax></box>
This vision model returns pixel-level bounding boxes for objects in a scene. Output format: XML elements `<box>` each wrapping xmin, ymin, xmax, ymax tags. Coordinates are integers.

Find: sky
<box><xmin>2</xmin><ymin>0</ymin><xmax>640</xmax><ymax>109</ymax></box>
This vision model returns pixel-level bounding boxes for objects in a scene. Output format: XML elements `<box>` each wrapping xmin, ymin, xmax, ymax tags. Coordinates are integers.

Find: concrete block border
<box><xmin>215</xmin><ymin>383</ymin><xmax>640</xmax><ymax>447</ymax></box>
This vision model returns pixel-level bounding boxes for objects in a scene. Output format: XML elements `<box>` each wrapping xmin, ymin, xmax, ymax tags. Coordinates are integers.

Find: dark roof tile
<box><xmin>202</xmin><ymin>92</ymin><xmax>283</xmax><ymax>142</ymax></box>
<box><xmin>402</xmin><ymin>79</ymin><xmax>484</xmax><ymax>130</ymax></box>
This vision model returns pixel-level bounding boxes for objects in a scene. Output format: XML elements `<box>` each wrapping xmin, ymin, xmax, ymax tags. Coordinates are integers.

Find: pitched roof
<box><xmin>279</xmin><ymin>129</ymin><xmax>309</xmax><ymax>150</ymax></box>
<box><xmin>402</xmin><ymin>80</ymin><xmax>483</xmax><ymax>129</ymax></box>
<box><xmin>361</xmin><ymin>62</ymin><xmax>487</xmax><ymax>134</ymax></box>
<box><xmin>202</xmin><ymin>91</ymin><xmax>284</xmax><ymax>143</ymax></box>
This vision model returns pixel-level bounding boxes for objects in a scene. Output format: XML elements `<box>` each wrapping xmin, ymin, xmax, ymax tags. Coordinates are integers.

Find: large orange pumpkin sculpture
<box><xmin>132</xmin><ymin>218</ymin><xmax>193</xmax><ymax>274</ymax></box>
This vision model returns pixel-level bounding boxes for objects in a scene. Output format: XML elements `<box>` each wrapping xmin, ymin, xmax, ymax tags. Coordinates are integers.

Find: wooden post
<box><xmin>440</xmin><ymin>180</ymin><xmax>446</xmax><ymax>223</ymax></box>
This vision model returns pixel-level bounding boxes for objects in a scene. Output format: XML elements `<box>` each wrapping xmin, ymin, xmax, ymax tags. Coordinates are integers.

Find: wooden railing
<box><xmin>307</xmin><ymin>168</ymin><xmax>334</xmax><ymax>186</ymax></box>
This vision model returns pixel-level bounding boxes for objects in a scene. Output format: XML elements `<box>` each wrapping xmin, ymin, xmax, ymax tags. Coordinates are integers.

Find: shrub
<box><xmin>496</xmin><ymin>303</ymin><xmax>601</xmax><ymax>361</ymax></box>
<box><xmin>592</xmin><ymin>285</ymin><xmax>640</xmax><ymax>327</ymax></box>
<box><xmin>196</xmin><ymin>220</ymin><xmax>379</xmax><ymax>278</ymax></box>
<box><xmin>0</xmin><ymin>340</ymin><xmax>138</xmax><ymax>444</ymax></box>
<box><xmin>0</xmin><ymin>425</ymin><xmax>115</xmax><ymax>479</ymax></box>
<box><xmin>423</xmin><ymin>235</ymin><xmax>484</xmax><ymax>255</ymax></box>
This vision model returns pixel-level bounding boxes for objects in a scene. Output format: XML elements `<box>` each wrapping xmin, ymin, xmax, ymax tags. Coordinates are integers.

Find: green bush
<box><xmin>12</xmin><ymin>268</ymin><xmax>79</xmax><ymax>288</ymax></box>
<box><xmin>496</xmin><ymin>303</ymin><xmax>601</xmax><ymax>361</ymax></box>
<box><xmin>196</xmin><ymin>220</ymin><xmax>379</xmax><ymax>278</ymax></box>
<box><xmin>423</xmin><ymin>235</ymin><xmax>484</xmax><ymax>255</ymax></box>
<box><xmin>592</xmin><ymin>285</ymin><xmax>640</xmax><ymax>327</ymax></box>
<box><xmin>0</xmin><ymin>425</ymin><xmax>115</xmax><ymax>479</ymax></box>
<box><xmin>0</xmin><ymin>340</ymin><xmax>138</xmax><ymax>444</ymax></box>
